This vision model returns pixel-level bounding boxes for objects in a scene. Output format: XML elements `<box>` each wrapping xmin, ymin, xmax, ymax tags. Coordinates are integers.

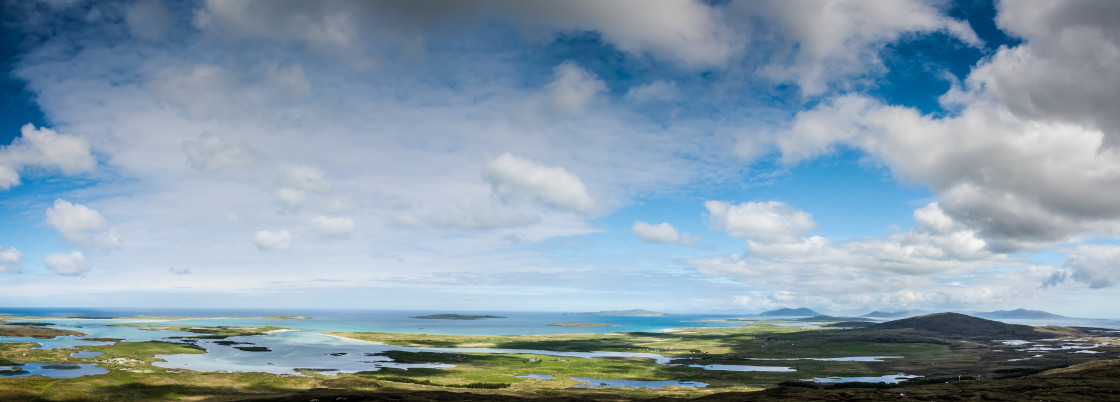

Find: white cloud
<box><xmin>44</xmin><ymin>251</ymin><xmax>91</xmax><ymax>276</ymax></box>
<box><xmin>45</xmin><ymin>199</ymin><xmax>109</xmax><ymax>245</ymax></box>
<box><xmin>688</xmin><ymin>200</ymin><xmax>1011</xmax><ymax>310</ymax></box>
<box><xmin>705</xmin><ymin>200</ymin><xmax>817</xmax><ymax>244</ymax></box>
<box><xmin>731</xmin><ymin>0</ymin><xmax>979</xmax><ymax>95</ymax></box>
<box><xmin>506</xmin><ymin>0</ymin><xmax>740</xmax><ymax>68</ymax></box>
<box><xmin>169</xmin><ymin>267</ymin><xmax>192</xmax><ymax>275</ymax></box>
<box><xmin>625</xmin><ymin>80</ymin><xmax>679</xmax><ymax>102</ymax></box>
<box><xmin>1063</xmin><ymin>244</ymin><xmax>1120</xmax><ymax>289</ymax></box>
<box><xmin>539</xmin><ymin>62</ymin><xmax>606</xmax><ymax>116</ymax></box>
<box><xmin>253</xmin><ymin>230</ymin><xmax>293</xmax><ymax>251</ymax></box>
<box><xmin>764</xmin><ymin>94</ymin><xmax>1120</xmax><ymax>251</ymax></box>
<box><xmin>96</xmin><ymin>228</ymin><xmax>124</xmax><ymax>251</ymax></box>
<box><xmin>0</xmin><ymin>246</ymin><xmax>22</xmax><ymax>274</ymax></box>
<box><xmin>483</xmin><ymin>153</ymin><xmax>596</xmax><ymax>214</ymax></box>
<box><xmin>279</xmin><ymin>164</ymin><xmax>331</xmax><ymax>192</ymax></box>
<box><xmin>195</xmin><ymin>0</ymin><xmax>741</xmax><ymax>68</ymax></box>
<box><xmin>273</xmin><ymin>188</ymin><xmax>307</xmax><ymax>213</ymax></box>
<box><xmin>632</xmin><ymin>221</ymin><xmax>700</xmax><ymax>245</ymax></box>
<box><xmin>0</xmin><ymin>124</ymin><xmax>96</xmax><ymax>190</ymax></box>
<box><xmin>955</xmin><ymin>0</ymin><xmax>1120</xmax><ymax>145</ymax></box>
<box><xmin>182</xmin><ymin>133</ymin><xmax>255</xmax><ymax>172</ymax></box>
<box><xmin>309</xmin><ymin>216</ymin><xmax>355</xmax><ymax>239</ymax></box>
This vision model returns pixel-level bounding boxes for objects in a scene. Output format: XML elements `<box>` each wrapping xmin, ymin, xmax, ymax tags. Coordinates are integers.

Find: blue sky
<box><xmin>2</xmin><ymin>0</ymin><xmax>1119</xmax><ymax>317</ymax></box>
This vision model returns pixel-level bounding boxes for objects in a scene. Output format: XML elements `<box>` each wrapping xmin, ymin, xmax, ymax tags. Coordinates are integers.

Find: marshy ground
<box><xmin>0</xmin><ymin>313</ymin><xmax>1117</xmax><ymax>401</ymax></box>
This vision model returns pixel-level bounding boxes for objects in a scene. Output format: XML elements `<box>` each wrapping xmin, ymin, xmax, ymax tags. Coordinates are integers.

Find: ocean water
<box><xmin>3</xmin><ymin>308</ymin><xmax>1116</xmax><ymax>381</ymax></box>
<box><xmin>0</xmin><ymin>308</ymin><xmax>808</xmax><ymax>378</ymax></box>
<box><xmin>0</xmin><ymin>308</ymin><xmax>758</xmax><ymax>335</ymax></box>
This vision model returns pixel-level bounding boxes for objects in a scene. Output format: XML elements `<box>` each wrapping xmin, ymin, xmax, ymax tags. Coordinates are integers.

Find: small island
<box><xmin>411</xmin><ymin>314</ymin><xmax>506</xmax><ymax>320</ymax></box>
<box><xmin>573</xmin><ymin>309</ymin><xmax>675</xmax><ymax>317</ymax></box>
<box><xmin>0</xmin><ymin>322</ymin><xmax>85</xmax><ymax>339</ymax></box>
<box><xmin>547</xmin><ymin>322</ymin><xmax>619</xmax><ymax>327</ymax></box>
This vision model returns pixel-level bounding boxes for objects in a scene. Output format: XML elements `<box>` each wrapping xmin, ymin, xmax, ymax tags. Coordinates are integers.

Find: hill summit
<box><xmin>874</xmin><ymin>312</ymin><xmax>1045</xmax><ymax>340</ymax></box>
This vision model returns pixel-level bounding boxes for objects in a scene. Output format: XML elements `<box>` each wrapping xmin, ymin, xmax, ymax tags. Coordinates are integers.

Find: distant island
<box><xmin>411</xmin><ymin>314</ymin><xmax>506</xmax><ymax>320</ymax></box>
<box><xmin>574</xmin><ymin>309</ymin><xmax>675</xmax><ymax>317</ymax></box>
<box><xmin>974</xmin><ymin>308</ymin><xmax>1067</xmax><ymax>320</ymax></box>
<box><xmin>760</xmin><ymin>307</ymin><xmax>820</xmax><ymax>316</ymax></box>
<box><xmin>547</xmin><ymin>322</ymin><xmax>619</xmax><ymax>327</ymax></box>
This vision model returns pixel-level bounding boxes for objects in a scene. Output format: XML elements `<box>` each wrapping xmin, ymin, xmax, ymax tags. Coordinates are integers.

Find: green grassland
<box><xmin>0</xmin><ymin>319</ymin><xmax>1118</xmax><ymax>401</ymax></box>
<box><xmin>106</xmin><ymin>323</ymin><xmax>289</xmax><ymax>339</ymax></box>
<box><xmin>0</xmin><ymin>325</ymin><xmax>85</xmax><ymax>339</ymax></box>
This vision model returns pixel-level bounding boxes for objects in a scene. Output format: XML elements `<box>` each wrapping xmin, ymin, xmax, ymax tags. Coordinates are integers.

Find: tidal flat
<box><xmin>0</xmin><ymin>312</ymin><xmax>1118</xmax><ymax>400</ymax></box>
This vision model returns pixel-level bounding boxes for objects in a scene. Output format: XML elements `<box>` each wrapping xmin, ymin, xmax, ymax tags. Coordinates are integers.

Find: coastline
<box><xmin>318</xmin><ymin>333</ymin><xmax>387</xmax><ymax>345</ymax></box>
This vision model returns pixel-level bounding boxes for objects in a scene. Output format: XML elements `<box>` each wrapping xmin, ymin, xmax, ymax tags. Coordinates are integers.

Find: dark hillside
<box><xmin>873</xmin><ymin>312</ymin><xmax>1044</xmax><ymax>340</ymax></box>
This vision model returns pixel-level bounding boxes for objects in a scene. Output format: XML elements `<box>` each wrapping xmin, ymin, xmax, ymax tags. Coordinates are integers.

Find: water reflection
<box><xmin>806</xmin><ymin>374</ymin><xmax>921</xmax><ymax>384</ymax></box>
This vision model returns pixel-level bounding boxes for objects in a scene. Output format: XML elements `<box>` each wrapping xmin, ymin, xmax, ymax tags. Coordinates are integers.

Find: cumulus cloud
<box><xmin>45</xmin><ymin>199</ymin><xmax>109</xmax><ymax>245</ymax></box>
<box><xmin>182</xmin><ymin>133</ymin><xmax>256</xmax><ymax>172</ymax></box>
<box><xmin>309</xmin><ymin>216</ymin><xmax>355</xmax><ymax>239</ymax></box>
<box><xmin>483</xmin><ymin>153</ymin><xmax>596</xmax><ymax>214</ymax></box>
<box><xmin>689</xmin><ymin>201</ymin><xmax>1012</xmax><ymax>309</ymax></box>
<box><xmin>0</xmin><ymin>124</ymin><xmax>96</xmax><ymax>190</ymax></box>
<box><xmin>632</xmin><ymin>221</ymin><xmax>700</xmax><ymax>245</ymax></box>
<box><xmin>625</xmin><ymin>80</ymin><xmax>679</xmax><ymax>102</ymax></box>
<box><xmin>731</xmin><ymin>0</ymin><xmax>979</xmax><ymax>95</ymax></box>
<box><xmin>271</xmin><ymin>164</ymin><xmax>331</xmax><ymax>213</ymax></box>
<box><xmin>1063</xmin><ymin>244</ymin><xmax>1120</xmax><ymax>289</ymax></box>
<box><xmin>763</xmin><ymin>94</ymin><xmax>1120</xmax><ymax>252</ymax></box>
<box><xmin>954</xmin><ymin>0</ymin><xmax>1120</xmax><ymax>146</ymax></box>
<box><xmin>253</xmin><ymin>230</ymin><xmax>293</xmax><ymax>251</ymax></box>
<box><xmin>195</xmin><ymin>0</ymin><xmax>740</xmax><ymax>68</ymax></box>
<box><xmin>0</xmin><ymin>246</ymin><xmax>22</xmax><ymax>274</ymax></box>
<box><xmin>44</xmin><ymin>251</ymin><xmax>91</xmax><ymax>276</ymax></box>
<box><xmin>538</xmin><ymin>62</ymin><xmax>606</xmax><ymax>116</ymax></box>
<box><xmin>706</xmin><ymin>200</ymin><xmax>817</xmax><ymax>244</ymax></box>
<box><xmin>273</xmin><ymin>188</ymin><xmax>308</xmax><ymax>213</ymax></box>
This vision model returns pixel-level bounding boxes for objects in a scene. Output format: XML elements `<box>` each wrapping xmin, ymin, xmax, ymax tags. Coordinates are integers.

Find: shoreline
<box><xmin>317</xmin><ymin>333</ymin><xmax>387</xmax><ymax>345</ymax></box>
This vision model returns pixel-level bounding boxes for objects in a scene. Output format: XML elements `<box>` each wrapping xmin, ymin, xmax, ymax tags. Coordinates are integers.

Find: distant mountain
<box><xmin>974</xmin><ymin>309</ymin><xmax>1067</xmax><ymax>320</ymax></box>
<box><xmin>760</xmin><ymin>307</ymin><xmax>820</xmax><ymax>316</ymax></box>
<box><xmin>874</xmin><ymin>312</ymin><xmax>1045</xmax><ymax>340</ymax></box>
<box><xmin>574</xmin><ymin>309</ymin><xmax>674</xmax><ymax>317</ymax></box>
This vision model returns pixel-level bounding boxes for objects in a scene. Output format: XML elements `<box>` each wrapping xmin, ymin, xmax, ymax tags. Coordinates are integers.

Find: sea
<box><xmin>3</xmin><ymin>308</ymin><xmax>1118</xmax><ymax>381</ymax></box>
<box><xmin>0</xmin><ymin>308</ymin><xmax>764</xmax><ymax>335</ymax></box>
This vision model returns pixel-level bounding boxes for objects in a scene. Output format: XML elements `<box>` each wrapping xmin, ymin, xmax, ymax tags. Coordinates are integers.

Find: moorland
<box><xmin>0</xmin><ymin>312</ymin><xmax>1117</xmax><ymax>401</ymax></box>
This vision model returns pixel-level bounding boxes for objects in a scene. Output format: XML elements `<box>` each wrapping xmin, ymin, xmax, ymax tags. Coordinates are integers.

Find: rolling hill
<box><xmin>872</xmin><ymin>312</ymin><xmax>1045</xmax><ymax>340</ymax></box>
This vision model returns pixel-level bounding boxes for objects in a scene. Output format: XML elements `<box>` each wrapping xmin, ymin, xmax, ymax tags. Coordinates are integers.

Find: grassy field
<box><xmin>105</xmin><ymin>324</ymin><xmax>290</xmax><ymax>339</ymax></box>
<box><xmin>1</xmin><ymin>318</ymin><xmax>1118</xmax><ymax>401</ymax></box>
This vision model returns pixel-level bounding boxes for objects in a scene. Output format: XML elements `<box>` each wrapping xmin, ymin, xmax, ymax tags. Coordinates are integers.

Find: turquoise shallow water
<box><xmin>3</xmin><ymin>308</ymin><xmax>1116</xmax><ymax>381</ymax></box>
<box><xmin>1</xmin><ymin>308</ymin><xmax>757</xmax><ymax>336</ymax></box>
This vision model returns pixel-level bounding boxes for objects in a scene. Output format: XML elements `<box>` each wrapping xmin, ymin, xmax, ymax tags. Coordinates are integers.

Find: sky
<box><xmin>1</xmin><ymin>0</ymin><xmax>1119</xmax><ymax>317</ymax></box>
